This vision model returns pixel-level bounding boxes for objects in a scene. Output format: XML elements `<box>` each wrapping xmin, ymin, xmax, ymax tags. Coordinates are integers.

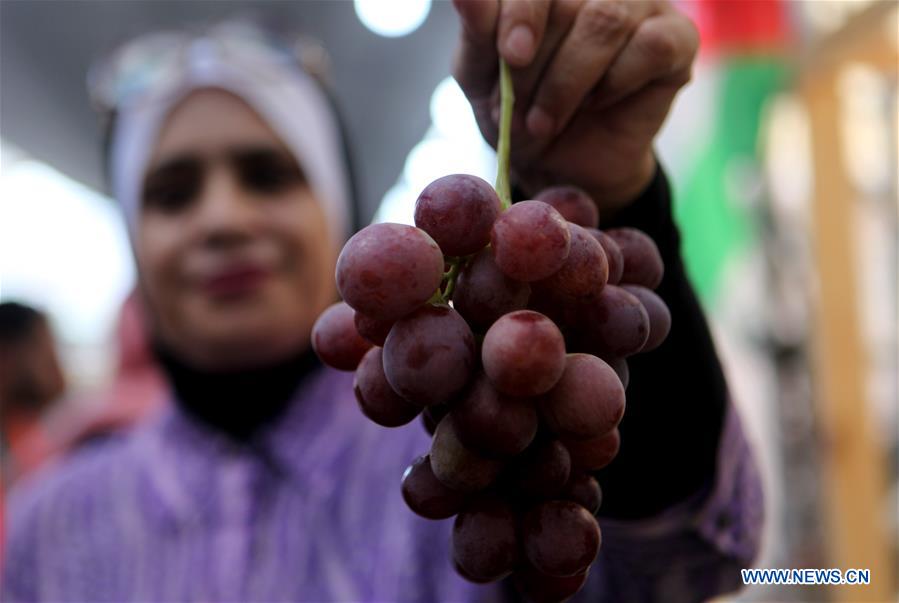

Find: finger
<box><xmin>589</xmin><ymin>10</ymin><xmax>698</xmax><ymax>110</ymax></box>
<box><xmin>496</xmin><ymin>0</ymin><xmax>552</xmax><ymax>67</ymax></box>
<box><xmin>452</xmin><ymin>0</ymin><xmax>500</xmax><ymax>101</ymax></box>
<box><xmin>506</xmin><ymin>0</ymin><xmax>582</xmax><ymax>112</ymax></box>
<box><xmin>588</xmin><ymin>79</ymin><xmax>681</xmax><ymax>147</ymax></box>
<box><xmin>453</xmin><ymin>0</ymin><xmax>498</xmax><ymax>41</ymax></box>
<box><xmin>529</xmin><ymin>81</ymin><xmax>680</xmax><ymax>206</ymax></box>
<box><xmin>525</xmin><ymin>0</ymin><xmax>657</xmax><ymax>139</ymax></box>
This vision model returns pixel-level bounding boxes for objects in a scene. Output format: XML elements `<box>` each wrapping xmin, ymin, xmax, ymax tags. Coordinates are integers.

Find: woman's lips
<box><xmin>201</xmin><ymin>265</ymin><xmax>271</xmax><ymax>298</ymax></box>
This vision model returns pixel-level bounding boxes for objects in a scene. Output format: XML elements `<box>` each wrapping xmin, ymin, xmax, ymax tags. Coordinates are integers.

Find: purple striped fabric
<box><xmin>3</xmin><ymin>367</ymin><xmax>762</xmax><ymax>602</ymax></box>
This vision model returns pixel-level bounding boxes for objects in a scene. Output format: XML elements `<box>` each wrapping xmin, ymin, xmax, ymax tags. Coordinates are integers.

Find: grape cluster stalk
<box><xmin>312</xmin><ymin>59</ymin><xmax>671</xmax><ymax>602</ymax></box>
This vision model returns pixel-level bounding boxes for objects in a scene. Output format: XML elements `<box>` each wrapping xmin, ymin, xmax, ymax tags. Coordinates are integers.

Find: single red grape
<box><xmin>522</xmin><ymin>500</ymin><xmax>601</xmax><ymax>577</ymax></box>
<box><xmin>576</xmin><ymin>286</ymin><xmax>649</xmax><ymax>358</ymax></box>
<box><xmin>451</xmin><ymin>374</ymin><xmax>538</xmax><ymax>458</ymax></box>
<box><xmin>336</xmin><ymin>223</ymin><xmax>444</xmax><ymax>321</ymax></box>
<box><xmin>311</xmin><ymin>302</ymin><xmax>372</xmax><ymax>370</ymax></box>
<box><xmin>482</xmin><ymin>311</ymin><xmax>566</xmax><ymax>397</ymax></box>
<box><xmin>401</xmin><ymin>455</ymin><xmax>469</xmax><ymax>520</ymax></box>
<box><xmin>540</xmin><ymin>354</ymin><xmax>625</xmax><ymax>441</ymax></box>
<box><xmin>621</xmin><ymin>285</ymin><xmax>671</xmax><ymax>352</ymax></box>
<box><xmin>353</xmin><ymin>347</ymin><xmax>422</xmax><ymax>427</ymax></box>
<box><xmin>560</xmin><ymin>472</ymin><xmax>603</xmax><ymax>515</ymax></box>
<box><xmin>536</xmin><ymin>223</ymin><xmax>608</xmax><ymax>302</ymax></box>
<box><xmin>452</xmin><ymin>496</ymin><xmax>518</xmax><ymax>582</ymax></box>
<box><xmin>564</xmin><ymin>428</ymin><xmax>621</xmax><ymax>471</ymax></box>
<box><xmin>534</xmin><ymin>185</ymin><xmax>599</xmax><ymax>229</ymax></box>
<box><xmin>606</xmin><ymin>227</ymin><xmax>664</xmax><ymax>289</ymax></box>
<box><xmin>383</xmin><ymin>305</ymin><xmax>476</xmax><ymax>406</ymax></box>
<box><xmin>588</xmin><ymin>228</ymin><xmax>624</xmax><ymax>285</ymax></box>
<box><xmin>491</xmin><ymin>201</ymin><xmax>571</xmax><ymax>282</ymax></box>
<box><xmin>430</xmin><ymin>416</ymin><xmax>504</xmax><ymax>492</ymax></box>
<box><xmin>453</xmin><ymin>248</ymin><xmax>530</xmax><ymax>331</ymax></box>
<box><xmin>415</xmin><ymin>174</ymin><xmax>502</xmax><ymax>257</ymax></box>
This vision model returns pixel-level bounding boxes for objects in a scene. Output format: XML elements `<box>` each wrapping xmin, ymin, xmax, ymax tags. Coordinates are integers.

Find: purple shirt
<box><xmin>3</xmin><ymin>367</ymin><xmax>762</xmax><ymax>602</ymax></box>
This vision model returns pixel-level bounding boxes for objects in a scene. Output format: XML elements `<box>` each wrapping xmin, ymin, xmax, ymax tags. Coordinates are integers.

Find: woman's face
<box><xmin>135</xmin><ymin>88</ymin><xmax>337</xmax><ymax>371</ymax></box>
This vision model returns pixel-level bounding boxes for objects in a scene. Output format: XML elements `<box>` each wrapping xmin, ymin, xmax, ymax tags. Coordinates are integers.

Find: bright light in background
<box><xmin>0</xmin><ymin>153</ymin><xmax>135</xmax><ymax>350</ymax></box>
<box><xmin>354</xmin><ymin>0</ymin><xmax>431</xmax><ymax>38</ymax></box>
<box><xmin>404</xmin><ymin>136</ymin><xmax>488</xmax><ymax>194</ymax></box>
<box><xmin>375</xmin><ymin>77</ymin><xmax>496</xmax><ymax>225</ymax></box>
<box><xmin>430</xmin><ymin>76</ymin><xmax>481</xmax><ymax>142</ymax></box>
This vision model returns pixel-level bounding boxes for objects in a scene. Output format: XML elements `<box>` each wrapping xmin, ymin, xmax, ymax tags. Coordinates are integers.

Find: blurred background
<box><xmin>1</xmin><ymin>1</ymin><xmax>896</xmax><ymax>601</ymax></box>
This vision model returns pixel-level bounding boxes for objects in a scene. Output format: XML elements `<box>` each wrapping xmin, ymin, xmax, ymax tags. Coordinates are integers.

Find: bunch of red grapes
<box><xmin>312</xmin><ymin>173</ymin><xmax>670</xmax><ymax>602</ymax></box>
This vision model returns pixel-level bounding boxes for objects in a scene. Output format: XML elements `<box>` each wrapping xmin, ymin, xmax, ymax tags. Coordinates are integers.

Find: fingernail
<box><xmin>503</xmin><ymin>25</ymin><xmax>535</xmax><ymax>64</ymax></box>
<box><xmin>526</xmin><ymin>106</ymin><xmax>554</xmax><ymax>138</ymax></box>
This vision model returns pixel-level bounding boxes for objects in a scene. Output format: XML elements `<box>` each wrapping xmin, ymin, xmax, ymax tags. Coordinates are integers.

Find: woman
<box><xmin>3</xmin><ymin>3</ymin><xmax>763</xmax><ymax>602</ymax></box>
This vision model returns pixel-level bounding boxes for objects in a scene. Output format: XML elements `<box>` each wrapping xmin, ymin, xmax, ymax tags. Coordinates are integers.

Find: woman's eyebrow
<box><xmin>144</xmin><ymin>154</ymin><xmax>201</xmax><ymax>178</ymax></box>
<box><xmin>231</xmin><ymin>146</ymin><xmax>307</xmax><ymax>178</ymax></box>
<box><xmin>143</xmin><ymin>146</ymin><xmax>305</xmax><ymax>182</ymax></box>
<box><xmin>229</xmin><ymin>145</ymin><xmax>294</xmax><ymax>162</ymax></box>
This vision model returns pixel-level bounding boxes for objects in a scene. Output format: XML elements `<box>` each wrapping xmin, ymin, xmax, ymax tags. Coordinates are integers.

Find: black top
<box><xmin>153</xmin><ymin>342</ymin><xmax>321</xmax><ymax>441</ymax></box>
<box><xmin>594</xmin><ymin>165</ymin><xmax>727</xmax><ymax>519</ymax></box>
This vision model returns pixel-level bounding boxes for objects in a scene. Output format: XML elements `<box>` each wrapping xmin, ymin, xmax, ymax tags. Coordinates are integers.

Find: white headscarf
<box><xmin>109</xmin><ymin>38</ymin><xmax>353</xmax><ymax>248</ymax></box>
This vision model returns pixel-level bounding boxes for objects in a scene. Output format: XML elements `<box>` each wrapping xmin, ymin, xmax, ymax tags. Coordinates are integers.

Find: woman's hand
<box><xmin>451</xmin><ymin>0</ymin><xmax>699</xmax><ymax>211</ymax></box>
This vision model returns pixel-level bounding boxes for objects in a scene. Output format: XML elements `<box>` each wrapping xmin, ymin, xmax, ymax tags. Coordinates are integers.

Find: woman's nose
<box><xmin>194</xmin><ymin>166</ymin><xmax>256</xmax><ymax>246</ymax></box>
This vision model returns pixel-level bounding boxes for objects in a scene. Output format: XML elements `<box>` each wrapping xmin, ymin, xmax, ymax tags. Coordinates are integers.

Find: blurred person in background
<box><xmin>0</xmin><ymin>302</ymin><xmax>67</xmax><ymax>489</ymax></box>
<box><xmin>2</xmin><ymin>2</ymin><xmax>763</xmax><ymax>602</ymax></box>
<box><xmin>0</xmin><ymin>296</ymin><xmax>163</xmax><ymax>570</ymax></box>
<box><xmin>1</xmin><ymin>293</ymin><xmax>166</xmax><ymax>484</ymax></box>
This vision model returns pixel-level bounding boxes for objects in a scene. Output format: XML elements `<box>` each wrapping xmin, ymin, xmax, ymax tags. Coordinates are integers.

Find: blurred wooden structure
<box><xmin>797</xmin><ymin>1</ymin><xmax>897</xmax><ymax>601</ymax></box>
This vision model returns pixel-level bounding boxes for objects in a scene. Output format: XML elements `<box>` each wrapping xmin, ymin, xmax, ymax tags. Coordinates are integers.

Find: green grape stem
<box><xmin>442</xmin><ymin>260</ymin><xmax>462</xmax><ymax>301</ymax></box>
<box><xmin>431</xmin><ymin>57</ymin><xmax>513</xmax><ymax>306</ymax></box>
<box><xmin>495</xmin><ymin>59</ymin><xmax>514</xmax><ymax>211</ymax></box>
